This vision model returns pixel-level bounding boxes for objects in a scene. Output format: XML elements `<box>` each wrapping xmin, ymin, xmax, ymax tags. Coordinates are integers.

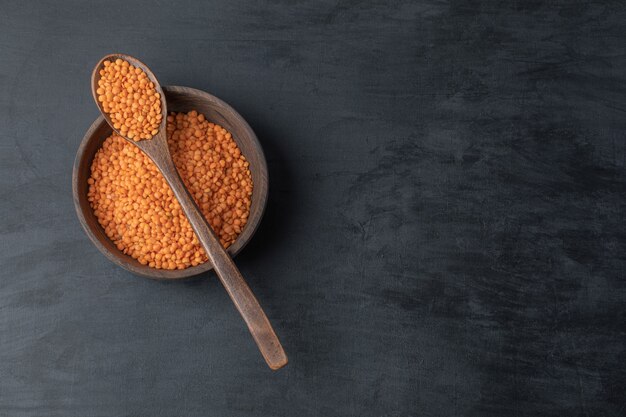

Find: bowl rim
<box><xmin>72</xmin><ymin>85</ymin><xmax>269</xmax><ymax>279</ymax></box>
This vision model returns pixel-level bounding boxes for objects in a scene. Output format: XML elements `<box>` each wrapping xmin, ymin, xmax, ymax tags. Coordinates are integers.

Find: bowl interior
<box><xmin>73</xmin><ymin>86</ymin><xmax>268</xmax><ymax>279</ymax></box>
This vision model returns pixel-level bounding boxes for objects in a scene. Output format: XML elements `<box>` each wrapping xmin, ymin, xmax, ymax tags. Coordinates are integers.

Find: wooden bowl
<box><xmin>73</xmin><ymin>85</ymin><xmax>268</xmax><ymax>279</ymax></box>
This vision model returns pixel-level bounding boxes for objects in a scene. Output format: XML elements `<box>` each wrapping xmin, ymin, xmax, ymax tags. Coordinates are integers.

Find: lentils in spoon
<box><xmin>96</xmin><ymin>58</ymin><xmax>162</xmax><ymax>141</ymax></box>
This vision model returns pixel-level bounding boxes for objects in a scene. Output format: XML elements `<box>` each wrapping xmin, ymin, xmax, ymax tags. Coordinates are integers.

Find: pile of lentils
<box><xmin>88</xmin><ymin>111</ymin><xmax>253</xmax><ymax>270</ymax></box>
<box><xmin>89</xmin><ymin>58</ymin><xmax>253</xmax><ymax>270</ymax></box>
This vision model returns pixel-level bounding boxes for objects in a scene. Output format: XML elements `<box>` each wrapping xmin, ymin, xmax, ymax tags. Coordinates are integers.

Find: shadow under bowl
<box><xmin>72</xmin><ymin>85</ymin><xmax>268</xmax><ymax>279</ymax></box>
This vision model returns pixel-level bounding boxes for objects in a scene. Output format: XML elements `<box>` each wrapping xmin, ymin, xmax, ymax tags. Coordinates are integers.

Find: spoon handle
<box><xmin>152</xmin><ymin>151</ymin><xmax>288</xmax><ymax>370</ymax></box>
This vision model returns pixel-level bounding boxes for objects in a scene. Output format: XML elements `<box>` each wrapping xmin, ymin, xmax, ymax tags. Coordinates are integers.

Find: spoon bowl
<box><xmin>91</xmin><ymin>53</ymin><xmax>168</xmax><ymax>141</ymax></box>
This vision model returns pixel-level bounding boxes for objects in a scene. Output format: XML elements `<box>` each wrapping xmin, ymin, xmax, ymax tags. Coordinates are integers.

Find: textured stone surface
<box><xmin>0</xmin><ymin>1</ymin><xmax>624</xmax><ymax>416</ymax></box>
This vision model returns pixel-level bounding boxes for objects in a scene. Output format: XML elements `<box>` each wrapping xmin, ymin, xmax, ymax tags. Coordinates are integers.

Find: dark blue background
<box><xmin>0</xmin><ymin>1</ymin><xmax>624</xmax><ymax>415</ymax></box>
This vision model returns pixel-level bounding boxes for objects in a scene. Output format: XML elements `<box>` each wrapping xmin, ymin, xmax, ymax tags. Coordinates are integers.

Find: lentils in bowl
<box><xmin>73</xmin><ymin>86</ymin><xmax>268</xmax><ymax>279</ymax></box>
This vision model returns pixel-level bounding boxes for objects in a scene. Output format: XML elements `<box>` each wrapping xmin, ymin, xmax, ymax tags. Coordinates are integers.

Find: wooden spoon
<box><xmin>91</xmin><ymin>53</ymin><xmax>287</xmax><ymax>370</ymax></box>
